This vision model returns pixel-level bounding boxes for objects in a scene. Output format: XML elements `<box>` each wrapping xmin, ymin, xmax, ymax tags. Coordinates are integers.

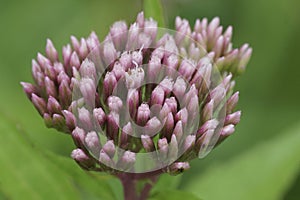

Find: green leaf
<box><xmin>182</xmin><ymin>123</ymin><xmax>300</xmax><ymax>200</ymax></box>
<box><xmin>0</xmin><ymin>114</ymin><xmax>116</xmax><ymax>200</ymax></box>
<box><xmin>149</xmin><ymin>189</ymin><xmax>201</xmax><ymax>200</ymax></box>
<box><xmin>143</xmin><ymin>0</ymin><xmax>165</xmax><ymax>27</ymax></box>
<box><xmin>150</xmin><ymin>173</ymin><xmax>183</xmax><ymax>196</ymax></box>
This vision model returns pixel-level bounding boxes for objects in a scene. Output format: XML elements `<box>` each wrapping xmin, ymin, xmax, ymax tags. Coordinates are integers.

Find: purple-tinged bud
<box><xmin>71</xmin><ymin>36</ymin><xmax>80</xmax><ymax>52</ymax></box>
<box><xmin>46</xmin><ymin>39</ymin><xmax>59</xmax><ymax>62</ymax></box>
<box><xmin>80</xmin><ymin>59</ymin><xmax>97</xmax><ymax>81</ymax></box>
<box><xmin>165</xmin><ymin>97</ymin><xmax>177</xmax><ymax>115</ymax></box>
<box><xmin>71</xmin><ymin>148</ymin><xmax>95</xmax><ymax>170</ymax></box>
<box><xmin>173</xmin><ymin>77</ymin><xmax>187</xmax><ymax>100</ymax></box>
<box><xmin>175</xmin><ymin>17</ymin><xmax>191</xmax><ymax>45</ymax></box>
<box><xmin>159</xmin><ymin>102</ymin><xmax>170</xmax><ymax>120</ymax></box>
<box><xmin>179</xmin><ymin>59</ymin><xmax>196</xmax><ymax>81</ymax></box>
<box><xmin>168</xmin><ymin>134</ymin><xmax>178</xmax><ymax>161</ymax></box>
<box><xmin>72</xmin><ymin>127</ymin><xmax>86</xmax><ymax>147</ymax></box>
<box><xmin>158</xmin><ymin>77</ymin><xmax>174</xmax><ymax>95</ymax></box>
<box><xmin>144</xmin><ymin>18</ymin><xmax>157</xmax><ymax>40</ymax></box>
<box><xmin>165</xmin><ymin>54</ymin><xmax>179</xmax><ymax>75</ymax></box>
<box><xmin>102</xmin><ymin>140</ymin><xmax>116</xmax><ymax>158</ymax></box>
<box><xmin>225</xmin><ymin>49</ymin><xmax>239</xmax><ymax>65</ymax></box>
<box><xmin>197</xmin><ymin>129</ymin><xmax>215</xmax><ymax>158</ymax></box>
<box><xmin>70</xmin><ymin>52</ymin><xmax>81</xmax><ymax>69</ymax></box>
<box><xmin>145</xmin><ymin>117</ymin><xmax>162</xmax><ymax>136</ymax></box>
<box><xmin>93</xmin><ymin>108</ymin><xmax>106</xmax><ymax>127</ymax></box>
<box><xmin>187</xmin><ymin>95</ymin><xmax>199</xmax><ymax>118</ymax></box>
<box><xmin>99</xmin><ymin>150</ymin><xmax>114</xmax><ymax>168</ymax></box>
<box><xmin>237</xmin><ymin>47</ymin><xmax>252</xmax><ymax>74</ymax></box>
<box><xmin>78</xmin><ymin>107</ymin><xmax>93</xmax><ymax>131</ymax></box>
<box><xmin>220</xmin><ymin>124</ymin><xmax>235</xmax><ymax>137</ymax></box>
<box><xmin>183</xmin><ymin>84</ymin><xmax>197</xmax><ymax>106</ymax></box>
<box><xmin>112</xmin><ymin>61</ymin><xmax>125</xmax><ymax>80</ymax></box>
<box><xmin>167</xmin><ymin>162</ymin><xmax>190</xmax><ymax>175</ymax></box>
<box><xmin>136</xmin><ymin>12</ymin><xmax>144</xmax><ymax>27</ymax></box>
<box><xmin>37</xmin><ymin>53</ymin><xmax>51</xmax><ymax>70</ymax></box>
<box><xmin>78</xmin><ymin>38</ymin><xmax>88</xmax><ymax>59</ymax></box>
<box><xmin>47</xmin><ymin>96</ymin><xmax>61</xmax><ymax>115</ymax></box>
<box><xmin>31</xmin><ymin>94</ymin><xmax>46</xmax><ymax>116</ymax></box>
<box><xmin>62</xmin><ymin>44</ymin><xmax>72</xmax><ymax>69</ymax></box>
<box><xmin>110</xmin><ymin>21</ymin><xmax>128</xmax><ymax>50</ymax></box>
<box><xmin>103</xmin><ymin>72</ymin><xmax>117</xmax><ymax>100</ymax></box>
<box><xmin>120</xmin><ymin>124</ymin><xmax>129</xmax><ymax>148</ymax></box>
<box><xmin>194</xmin><ymin>19</ymin><xmax>201</xmax><ymax>32</ymax></box>
<box><xmin>138</xmin><ymin>33</ymin><xmax>152</xmax><ymax>50</ymax></box>
<box><xmin>141</xmin><ymin>135</ymin><xmax>155</xmax><ymax>152</ymax></box>
<box><xmin>127</xmin><ymin>89</ymin><xmax>139</xmax><ymax>118</ymax></box>
<box><xmin>151</xmin><ymin>87</ymin><xmax>165</xmax><ymax>106</ymax></box>
<box><xmin>152</xmin><ymin>47</ymin><xmax>165</xmax><ymax>59</ymax></box>
<box><xmin>226</xmin><ymin>91</ymin><xmax>239</xmax><ymax>114</ymax></box>
<box><xmin>107</xmin><ymin>112</ymin><xmax>119</xmax><ymax>141</ymax></box>
<box><xmin>58</xmin><ymin>80</ymin><xmax>72</xmax><ymax>108</ymax></box>
<box><xmin>79</xmin><ymin>78</ymin><xmax>96</xmax><ymax>106</ymax></box>
<box><xmin>119</xmin><ymin>52</ymin><xmax>132</xmax><ymax>71</ymax></box>
<box><xmin>197</xmin><ymin>119</ymin><xmax>219</xmax><ymax>137</ymax></box>
<box><xmin>43</xmin><ymin>113</ymin><xmax>53</xmax><ymax>128</ymax></box>
<box><xmin>86</xmin><ymin>31</ymin><xmax>100</xmax><ymax>51</ymax></box>
<box><xmin>52</xmin><ymin>114</ymin><xmax>65</xmax><ymax>131</ymax></box>
<box><xmin>224</xmin><ymin>26</ymin><xmax>233</xmax><ymax>40</ymax></box>
<box><xmin>57</xmin><ymin>71</ymin><xmax>70</xmax><ymax>85</ymax></box>
<box><xmin>21</xmin><ymin>82</ymin><xmax>37</xmax><ymax>99</ymax></box>
<box><xmin>44</xmin><ymin>76</ymin><xmax>57</xmax><ymax>98</ymax></box>
<box><xmin>132</xmin><ymin>50</ymin><xmax>143</xmax><ymax>66</ymax></box>
<box><xmin>108</xmin><ymin>96</ymin><xmax>123</xmax><ymax>112</ymax></box>
<box><xmin>202</xmin><ymin>99</ymin><xmax>214</xmax><ymax>122</ymax></box>
<box><xmin>161</xmin><ymin>112</ymin><xmax>174</xmax><ymax>139</ymax></box>
<box><xmin>31</xmin><ymin>59</ymin><xmax>42</xmax><ymax>80</ymax></box>
<box><xmin>62</xmin><ymin>110</ymin><xmax>76</xmax><ymax>131</ymax></box>
<box><xmin>103</xmin><ymin>40</ymin><xmax>117</xmax><ymax>66</ymax></box>
<box><xmin>209</xmin><ymin>84</ymin><xmax>226</xmax><ymax>106</ymax></box>
<box><xmin>122</xmin><ymin>122</ymin><xmax>133</xmax><ymax>137</ymax></box>
<box><xmin>164</xmin><ymin>36</ymin><xmax>179</xmax><ymax>56</ymax></box>
<box><xmin>148</xmin><ymin>56</ymin><xmax>161</xmax><ymax>82</ymax></box>
<box><xmin>85</xmin><ymin>131</ymin><xmax>100</xmax><ymax>156</ymax></box>
<box><xmin>175</xmin><ymin>108</ymin><xmax>188</xmax><ymax>126</ymax></box>
<box><xmin>158</xmin><ymin>138</ymin><xmax>168</xmax><ymax>160</ymax></box>
<box><xmin>126</xmin><ymin>23</ymin><xmax>139</xmax><ymax>51</ymax></box>
<box><xmin>173</xmin><ymin>120</ymin><xmax>183</xmax><ymax>142</ymax></box>
<box><xmin>137</xmin><ymin>103</ymin><xmax>150</xmax><ymax>126</ymax></box>
<box><xmin>207</xmin><ymin>17</ymin><xmax>220</xmax><ymax>36</ymax></box>
<box><xmin>119</xmin><ymin>151</ymin><xmax>136</xmax><ymax>171</ymax></box>
<box><xmin>213</xmin><ymin>35</ymin><xmax>224</xmax><ymax>59</ymax></box>
<box><xmin>183</xmin><ymin>135</ymin><xmax>195</xmax><ymax>153</ymax></box>
<box><xmin>188</xmin><ymin>43</ymin><xmax>201</xmax><ymax>60</ymax></box>
<box><xmin>225</xmin><ymin>111</ymin><xmax>241</xmax><ymax>125</ymax></box>
<box><xmin>125</xmin><ymin>67</ymin><xmax>144</xmax><ymax>89</ymax></box>
<box><xmin>222</xmin><ymin>74</ymin><xmax>233</xmax><ymax>92</ymax></box>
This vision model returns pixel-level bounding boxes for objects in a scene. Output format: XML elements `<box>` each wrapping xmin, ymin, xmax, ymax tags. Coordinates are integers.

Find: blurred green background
<box><xmin>0</xmin><ymin>0</ymin><xmax>300</xmax><ymax>199</ymax></box>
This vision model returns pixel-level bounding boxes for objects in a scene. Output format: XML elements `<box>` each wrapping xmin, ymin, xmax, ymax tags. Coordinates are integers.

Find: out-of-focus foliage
<box><xmin>0</xmin><ymin>0</ymin><xmax>299</xmax><ymax>199</ymax></box>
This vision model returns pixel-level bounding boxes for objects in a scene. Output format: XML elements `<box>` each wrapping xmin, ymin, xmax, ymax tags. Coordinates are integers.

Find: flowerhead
<box><xmin>22</xmin><ymin>12</ymin><xmax>251</xmax><ymax>174</ymax></box>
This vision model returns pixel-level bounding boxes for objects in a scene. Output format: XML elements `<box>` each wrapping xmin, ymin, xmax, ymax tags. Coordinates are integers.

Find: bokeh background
<box><xmin>0</xmin><ymin>0</ymin><xmax>299</xmax><ymax>199</ymax></box>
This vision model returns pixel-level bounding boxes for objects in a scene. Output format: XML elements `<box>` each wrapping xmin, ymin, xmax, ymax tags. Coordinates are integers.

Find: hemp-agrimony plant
<box><xmin>21</xmin><ymin>12</ymin><xmax>251</xmax><ymax>200</ymax></box>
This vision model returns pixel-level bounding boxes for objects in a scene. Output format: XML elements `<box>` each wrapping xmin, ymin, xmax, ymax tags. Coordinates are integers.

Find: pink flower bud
<box><xmin>110</xmin><ymin>21</ymin><xmax>128</xmax><ymax>50</ymax></box>
<box><xmin>102</xmin><ymin>140</ymin><xmax>116</xmax><ymax>158</ymax></box>
<box><xmin>31</xmin><ymin>94</ymin><xmax>46</xmax><ymax>116</ymax></box>
<box><xmin>71</xmin><ymin>148</ymin><xmax>95</xmax><ymax>170</ymax></box>
<box><xmin>137</xmin><ymin>103</ymin><xmax>150</xmax><ymax>126</ymax></box>
<box><xmin>225</xmin><ymin>111</ymin><xmax>241</xmax><ymax>125</ymax></box>
<box><xmin>85</xmin><ymin>131</ymin><xmax>100</xmax><ymax>156</ymax></box>
<box><xmin>93</xmin><ymin>108</ymin><xmax>106</xmax><ymax>127</ymax></box>
<box><xmin>46</xmin><ymin>39</ymin><xmax>58</xmax><ymax>62</ymax></box>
